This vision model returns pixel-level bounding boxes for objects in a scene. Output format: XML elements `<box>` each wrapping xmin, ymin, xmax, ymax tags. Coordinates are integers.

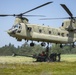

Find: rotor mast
<box><xmin>14</xmin><ymin>17</ymin><xmax>29</xmax><ymax>25</ymax></box>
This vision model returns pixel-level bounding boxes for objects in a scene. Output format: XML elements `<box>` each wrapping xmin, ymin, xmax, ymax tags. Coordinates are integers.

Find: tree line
<box><xmin>0</xmin><ymin>42</ymin><xmax>76</xmax><ymax>56</ymax></box>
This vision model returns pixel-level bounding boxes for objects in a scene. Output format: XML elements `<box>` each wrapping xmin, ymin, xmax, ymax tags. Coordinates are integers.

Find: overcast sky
<box><xmin>0</xmin><ymin>0</ymin><xmax>76</xmax><ymax>47</ymax></box>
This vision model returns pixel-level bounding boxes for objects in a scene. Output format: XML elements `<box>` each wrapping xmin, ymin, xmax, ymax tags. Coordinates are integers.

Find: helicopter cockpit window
<box><xmin>13</xmin><ymin>25</ymin><xmax>18</xmax><ymax>29</ymax></box>
<box><xmin>58</xmin><ymin>32</ymin><xmax>60</xmax><ymax>36</ymax></box>
<box><xmin>62</xmin><ymin>23</ymin><xmax>64</xmax><ymax>27</ymax></box>
<box><xmin>19</xmin><ymin>25</ymin><xmax>21</xmax><ymax>29</ymax></box>
<box><xmin>39</xmin><ymin>29</ymin><xmax>42</xmax><ymax>33</ymax></box>
<box><xmin>11</xmin><ymin>24</ymin><xmax>22</xmax><ymax>33</ymax></box>
<box><xmin>13</xmin><ymin>24</ymin><xmax>21</xmax><ymax>29</ymax></box>
<box><xmin>27</xmin><ymin>27</ymin><xmax>32</xmax><ymax>32</ymax></box>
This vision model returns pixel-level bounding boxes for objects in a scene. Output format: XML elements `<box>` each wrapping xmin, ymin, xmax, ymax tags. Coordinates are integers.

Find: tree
<box><xmin>51</xmin><ymin>44</ymin><xmax>62</xmax><ymax>53</ymax></box>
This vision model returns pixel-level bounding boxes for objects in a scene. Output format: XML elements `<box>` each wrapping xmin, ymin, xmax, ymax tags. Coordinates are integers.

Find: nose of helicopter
<box><xmin>7</xmin><ymin>30</ymin><xmax>16</xmax><ymax>38</ymax></box>
<box><xmin>7</xmin><ymin>29</ymin><xmax>15</xmax><ymax>35</ymax></box>
<box><xmin>7</xmin><ymin>30</ymin><xmax>11</xmax><ymax>34</ymax></box>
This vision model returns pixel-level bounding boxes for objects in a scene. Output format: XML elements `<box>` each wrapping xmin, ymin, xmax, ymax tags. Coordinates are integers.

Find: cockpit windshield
<box><xmin>13</xmin><ymin>25</ymin><xmax>18</xmax><ymax>28</ymax></box>
<box><xmin>8</xmin><ymin>24</ymin><xmax>22</xmax><ymax>34</ymax></box>
<box><xmin>12</xmin><ymin>24</ymin><xmax>21</xmax><ymax>29</ymax></box>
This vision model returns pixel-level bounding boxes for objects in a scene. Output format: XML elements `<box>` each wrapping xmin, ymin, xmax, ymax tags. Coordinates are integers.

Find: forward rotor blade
<box><xmin>23</xmin><ymin>15</ymin><xmax>45</xmax><ymax>17</ymax></box>
<box><xmin>20</xmin><ymin>1</ymin><xmax>53</xmax><ymax>15</ymax></box>
<box><xmin>0</xmin><ymin>14</ymin><xmax>11</xmax><ymax>17</ymax></box>
<box><xmin>0</xmin><ymin>2</ymin><xmax>52</xmax><ymax>17</ymax></box>
<box><xmin>0</xmin><ymin>14</ymin><xmax>16</xmax><ymax>17</ymax></box>
<box><xmin>60</xmin><ymin>4</ymin><xmax>73</xmax><ymax>17</ymax></box>
<box><xmin>0</xmin><ymin>14</ymin><xmax>45</xmax><ymax>17</ymax></box>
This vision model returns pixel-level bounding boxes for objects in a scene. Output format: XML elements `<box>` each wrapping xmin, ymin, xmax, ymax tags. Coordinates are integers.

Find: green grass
<box><xmin>0</xmin><ymin>56</ymin><xmax>35</xmax><ymax>64</ymax></box>
<box><xmin>0</xmin><ymin>54</ymin><xmax>76</xmax><ymax>75</ymax></box>
<box><xmin>61</xmin><ymin>54</ymin><xmax>76</xmax><ymax>62</ymax></box>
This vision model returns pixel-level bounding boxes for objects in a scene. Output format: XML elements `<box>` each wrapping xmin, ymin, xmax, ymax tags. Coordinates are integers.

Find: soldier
<box><xmin>45</xmin><ymin>46</ymin><xmax>49</xmax><ymax>57</ymax></box>
<box><xmin>57</xmin><ymin>53</ymin><xmax>61</xmax><ymax>62</ymax></box>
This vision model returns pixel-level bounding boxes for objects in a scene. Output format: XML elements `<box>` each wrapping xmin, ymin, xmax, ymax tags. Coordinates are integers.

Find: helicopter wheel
<box><xmin>41</xmin><ymin>42</ymin><xmax>46</xmax><ymax>46</ymax></box>
<box><xmin>17</xmin><ymin>38</ymin><xmax>22</xmax><ymax>41</ymax></box>
<box><xmin>30</xmin><ymin>42</ymin><xmax>35</xmax><ymax>47</ymax></box>
<box><xmin>72</xmin><ymin>42</ymin><xmax>75</xmax><ymax>48</ymax></box>
<box><xmin>60</xmin><ymin>44</ymin><xmax>63</xmax><ymax>48</ymax></box>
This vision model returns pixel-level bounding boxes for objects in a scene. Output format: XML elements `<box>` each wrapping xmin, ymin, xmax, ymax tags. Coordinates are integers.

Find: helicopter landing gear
<box><xmin>72</xmin><ymin>42</ymin><xmax>75</xmax><ymax>48</ymax></box>
<box><xmin>17</xmin><ymin>38</ymin><xmax>22</xmax><ymax>41</ymax></box>
<box><xmin>41</xmin><ymin>42</ymin><xmax>46</xmax><ymax>46</ymax></box>
<box><xmin>60</xmin><ymin>44</ymin><xmax>63</xmax><ymax>48</ymax></box>
<box><xmin>30</xmin><ymin>42</ymin><xmax>35</xmax><ymax>47</ymax></box>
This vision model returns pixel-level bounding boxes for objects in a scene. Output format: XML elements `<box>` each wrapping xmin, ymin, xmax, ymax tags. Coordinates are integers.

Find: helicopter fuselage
<box><xmin>7</xmin><ymin>22</ymin><xmax>76</xmax><ymax>44</ymax></box>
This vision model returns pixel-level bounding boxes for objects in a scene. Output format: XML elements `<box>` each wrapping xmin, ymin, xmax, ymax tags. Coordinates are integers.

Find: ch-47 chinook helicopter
<box><xmin>1</xmin><ymin>2</ymin><xmax>76</xmax><ymax>48</ymax></box>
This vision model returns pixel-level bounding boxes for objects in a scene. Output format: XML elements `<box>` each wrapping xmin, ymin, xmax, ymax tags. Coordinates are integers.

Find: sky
<box><xmin>0</xmin><ymin>0</ymin><xmax>76</xmax><ymax>47</ymax></box>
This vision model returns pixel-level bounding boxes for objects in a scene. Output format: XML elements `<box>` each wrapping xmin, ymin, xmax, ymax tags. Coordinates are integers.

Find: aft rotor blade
<box><xmin>20</xmin><ymin>1</ymin><xmax>53</xmax><ymax>15</ymax></box>
<box><xmin>39</xmin><ymin>17</ymin><xmax>70</xmax><ymax>20</ymax></box>
<box><xmin>60</xmin><ymin>4</ymin><xmax>73</xmax><ymax>17</ymax></box>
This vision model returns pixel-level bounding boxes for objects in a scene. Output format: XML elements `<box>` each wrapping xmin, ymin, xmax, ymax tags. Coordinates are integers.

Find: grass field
<box><xmin>61</xmin><ymin>54</ymin><xmax>76</xmax><ymax>62</ymax></box>
<box><xmin>0</xmin><ymin>54</ymin><xmax>76</xmax><ymax>75</ymax></box>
